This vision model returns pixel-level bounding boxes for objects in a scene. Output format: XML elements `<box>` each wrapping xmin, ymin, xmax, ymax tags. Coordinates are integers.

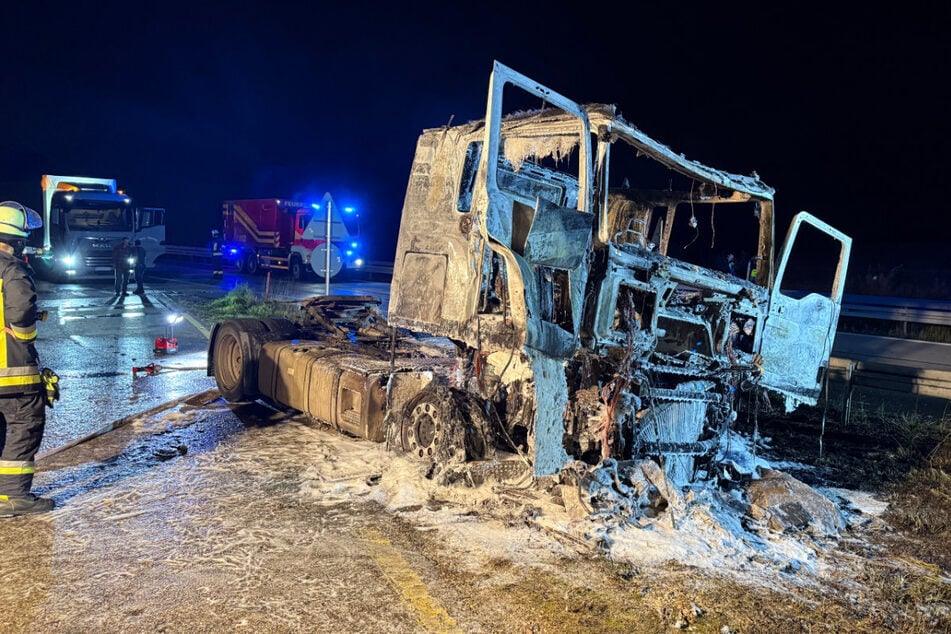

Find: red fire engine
<box><xmin>221</xmin><ymin>193</ymin><xmax>363</xmax><ymax>280</ymax></box>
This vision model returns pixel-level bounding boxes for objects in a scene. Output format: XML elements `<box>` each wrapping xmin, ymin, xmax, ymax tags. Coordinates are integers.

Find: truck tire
<box><xmin>235</xmin><ymin>251</ymin><xmax>248</xmax><ymax>273</ymax></box>
<box><xmin>210</xmin><ymin>318</ymin><xmax>302</xmax><ymax>403</ymax></box>
<box><xmin>289</xmin><ymin>254</ymin><xmax>305</xmax><ymax>281</ymax></box>
<box><xmin>245</xmin><ymin>252</ymin><xmax>259</xmax><ymax>275</ymax></box>
<box><xmin>211</xmin><ymin>320</ymin><xmax>265</xmax><ymax>402</ymax></box>
<box><xmin>399</xmin><ymin>386</ymin><xmax>466</xmax><ymax>465</ymax></box>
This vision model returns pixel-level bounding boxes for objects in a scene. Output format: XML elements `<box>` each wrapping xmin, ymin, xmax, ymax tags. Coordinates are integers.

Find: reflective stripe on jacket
<box><xmin>0</xmin><ymin>459</ymin><xmax>35</xmax><ymax>475</ymax></box>
<box><xmin>0</xmin><ymin>252</ymin><xmax>41</xmax><ymax>395</ymax></box>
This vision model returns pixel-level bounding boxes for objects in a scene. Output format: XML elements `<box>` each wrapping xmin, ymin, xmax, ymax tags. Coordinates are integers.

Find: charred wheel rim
<box><xmin>405</xmin><ymin>398</ymin><xmax>463</xmax><ymax>463</ymax></box>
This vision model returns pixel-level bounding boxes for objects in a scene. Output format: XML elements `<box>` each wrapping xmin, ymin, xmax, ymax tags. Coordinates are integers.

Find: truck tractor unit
<box><xmin>221</xmin><ymin>193</ymin><xmax>363</xmax><ymax>281</ymax></box>
<box><xmin>27</xmin><ymin>174</ymin><xmax>166</xmax><ymax>281</ymax></box>
<box><xmin>208</xmin><ymin>62</ymin><xmax>851</xmax><ymax>487</ymax></box>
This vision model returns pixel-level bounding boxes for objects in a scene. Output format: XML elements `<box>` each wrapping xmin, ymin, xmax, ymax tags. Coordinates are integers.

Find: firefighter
<box><xmin>112</xmin><ymin>236</ymin><xmax>131</xmax><ymax>295</ymax></box>
<box><xmin>0</xmin><ymin>201</ymin><xmax>54</xmax><ymax>517</ymax></box>
<box><xmin>132</xmin><ymin>238</ymin><xmax>147</xmax><ymax>294</ymax></box>
<box><xmin>726</xmin><ymin>252</ymin><xmax>737</xmax><ymax>276</ymax></box>
<box><xmin>210</xmin><ymin>229</ymin><xmax>223</xmax><ymax>280</ymax></box>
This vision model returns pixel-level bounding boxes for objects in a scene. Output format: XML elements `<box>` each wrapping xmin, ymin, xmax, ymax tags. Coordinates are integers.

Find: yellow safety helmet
<box><xmin>0</xmin><ymin>201</ymin><xmax>42</xmax><ymax>238</ymax></box>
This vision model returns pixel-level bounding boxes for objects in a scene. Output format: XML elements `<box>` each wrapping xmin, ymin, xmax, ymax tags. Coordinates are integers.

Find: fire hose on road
<box><xmin>132</xmin><ymin>363</ymin><xmax>207</xmax><ymax>377</ymax></box>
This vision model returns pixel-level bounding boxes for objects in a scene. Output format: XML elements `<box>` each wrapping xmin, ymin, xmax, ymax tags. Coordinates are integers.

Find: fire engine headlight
<box><xmin>61</xmin><ymin>255</ymin><xmax>76</xmax><ymax>267</ymax></box>
<box><xmin>353</xmin><ymin>258</ymin><xmax>364</xmax><ymax>268</ymax></box>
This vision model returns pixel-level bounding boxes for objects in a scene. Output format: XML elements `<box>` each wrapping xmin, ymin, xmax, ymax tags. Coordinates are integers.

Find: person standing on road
<box><xmin>132</xmin><ymin>238</ymin><xmax>147</xmax><ymax>294</ymax></box>
<box><xmin>112</xmin><ymin>237</ymin><xmax>131</xmax><ymax>295</ymax></box>
<box><xmin>0</xmin><ymin>201</ymin><xmax>54</xmax><ymax>517</ymax></box>
<box><xmin>210</xmin><ymin>229</ymin><xmax>223</xmax><ymax>280</ymax></box>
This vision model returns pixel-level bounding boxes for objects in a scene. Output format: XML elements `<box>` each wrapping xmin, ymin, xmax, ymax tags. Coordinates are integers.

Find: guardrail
<box><xmin>828</xmin><ymin>357</ymin><xmax>951</xmax><ymax>416</ymax></box>
<box><xmin>838</xmin><ymin>293</ymin><xmax>951</xmax><ymax>327</ymax></box>
<box><xmin>162</xmin><ymin>245</ymin><xmax>211</xmax><ymax>259</ymax></box>
<box><xmin>159</xmin><ymin>245</ymin><xmax>395</xmax><ymax>278</ymax></box>
<box><xmin>782</xmin><ymin>290</ymin><xmax>951</xmax><ymax>327</ymax></box>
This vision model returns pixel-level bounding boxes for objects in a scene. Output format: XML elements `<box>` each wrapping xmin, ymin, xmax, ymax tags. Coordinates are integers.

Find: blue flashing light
<box><xmin>311</xmin><ymin>203</ymin><xmax>321</xmax><ymax>210</ymax></box>
<box><xmin>343</xmin><ymin>206</ymin><xmax>354</xmax><ymax>213</ymax></box>
<box><xmin>345</xmin><ymin>250</ymin><xmax>353</xmax><ymax>256</ymax></box>
<box><xmin>350</xmin><ymin>241</ymin><xmax>358</xmax><ymax>248</ymax></box>
<box><xmin>229</xmin><ymin>248</ymin><xmax>238</xmax><ymax>255</ymax></box>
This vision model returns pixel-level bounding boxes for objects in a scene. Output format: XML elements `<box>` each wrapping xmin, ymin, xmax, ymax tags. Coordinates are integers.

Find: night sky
<box><xmin>2</xmin><ymin>4</ymin><xmax>948</xmax><ymax>274</ymax></box>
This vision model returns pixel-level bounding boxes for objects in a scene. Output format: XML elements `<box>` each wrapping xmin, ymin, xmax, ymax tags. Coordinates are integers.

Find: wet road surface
<box><xmin>36</xmin><ymin>278</ymin><xmax>215</xmax><ymax>453</ymax></box>
<box><xmin>35</xmin><ymin>262</ymin><xmax>390</xmax><ymax>454</ymax></box>
<box><xmin>3</xmin><ymin>395</ymin><xmax>449</xmax><ymax>632</ymax></box>
<box><xmin>8</xmin><ymin>386</ymin><xmax>588</xmax><ymax>633</ymax></box>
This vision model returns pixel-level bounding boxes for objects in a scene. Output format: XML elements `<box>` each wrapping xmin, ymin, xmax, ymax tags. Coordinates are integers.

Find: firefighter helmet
<box><xmin>0</xmin><ymin>201</ymin><xmax>42</xmax><ymax>239</ymax></box>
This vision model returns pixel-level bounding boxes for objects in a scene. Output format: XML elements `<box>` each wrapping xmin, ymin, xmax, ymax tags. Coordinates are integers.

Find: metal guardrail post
<box><xmin>843</xmin><ymin>361</ymin><xmax>858</xmax><ymax>425</ymax></box>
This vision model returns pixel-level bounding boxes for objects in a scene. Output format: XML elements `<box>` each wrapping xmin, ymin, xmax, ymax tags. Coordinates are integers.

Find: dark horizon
<box><xmin>2</xmin><ymin>4</ymin><xmax>948</xmax><ymax>274</ymax></box>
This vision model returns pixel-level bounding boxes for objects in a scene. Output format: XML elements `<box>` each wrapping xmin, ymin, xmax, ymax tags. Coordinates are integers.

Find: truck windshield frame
<box><xmin>62</xmin><ymin>204</ymin><xmax>133</xmax><ymax>232</ymax></box>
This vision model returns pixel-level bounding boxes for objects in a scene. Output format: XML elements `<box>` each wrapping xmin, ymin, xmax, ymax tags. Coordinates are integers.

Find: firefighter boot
<box><xmin>0</xmin><ymin>494</ymin><xmax>55</xmax><ymax>518</ymax></box>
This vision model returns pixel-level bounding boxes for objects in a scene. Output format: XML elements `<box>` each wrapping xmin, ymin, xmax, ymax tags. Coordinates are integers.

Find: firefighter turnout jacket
<box><xmin>0</xmin><ymin>250</ymin><xmax>41</xmax><ymax>394</ymax></box>
<box><xmin>0</xmin><ymin>249</ymin><xmax>44</xmax><ymax>499</ymax></box>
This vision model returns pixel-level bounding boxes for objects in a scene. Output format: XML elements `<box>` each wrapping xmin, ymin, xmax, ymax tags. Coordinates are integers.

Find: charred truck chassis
<box><xmin>208</xmin><ymin>62</ymin><xmax>851</xmax><ymax>487</ymax></box>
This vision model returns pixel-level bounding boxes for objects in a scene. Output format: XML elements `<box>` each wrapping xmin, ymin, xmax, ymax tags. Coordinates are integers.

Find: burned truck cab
<box><xmin>210</xmin><ymin>61</ymin><xmax>850</xmax><ymax>489</ymax></box>
<box><xmin>387</xmin><ymin>62</ymin><xmax>850</xmax><ymax>484</ymax></box>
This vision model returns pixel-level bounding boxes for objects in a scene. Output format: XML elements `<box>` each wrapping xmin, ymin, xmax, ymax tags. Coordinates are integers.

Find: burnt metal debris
<box><xmin>208</xmin><ymin>62</ymin><xmax>851</xmax><ymax>488</ymax></box>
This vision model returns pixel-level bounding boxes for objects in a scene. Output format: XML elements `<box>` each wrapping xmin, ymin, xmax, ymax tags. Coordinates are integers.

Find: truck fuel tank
<box><xmin>258</xmin><ymin>341</ymin><xmax>389</xmax><ymax>442</ymax></box>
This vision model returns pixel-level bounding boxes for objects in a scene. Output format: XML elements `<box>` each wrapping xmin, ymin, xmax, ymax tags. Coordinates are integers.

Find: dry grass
<box><xmin>424</xmin><ymin>547</ymin><xmax>951</xmax><ymax>633</ymax></box>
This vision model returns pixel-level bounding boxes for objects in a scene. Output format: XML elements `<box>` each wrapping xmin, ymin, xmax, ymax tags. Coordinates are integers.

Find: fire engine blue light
<box><xmin>350</xmin><ymin>241</ymin><xmax>358</xmax><ymax>248</ymax></box>
<box><xmin>344</xmin><ymin>206</ymin><xmax>354</xmax><ymax>213</ymax></box>
<box><xmin>229</xmin><ymin>248</ymin><xmax>237</xmax><ymax>255</ymax></box>
<box><xmin>311</xmin><ymin>203</ymin><xmax>321</xmax><ymax>210</ymax></box>
<box><xmin>345</xmin><ymin>250</ymin><xmax>353</xmax><ymax>256</ymax></box>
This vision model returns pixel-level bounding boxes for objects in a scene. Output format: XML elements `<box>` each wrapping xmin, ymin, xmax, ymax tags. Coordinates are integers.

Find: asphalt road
<box><xmin>11</xmin><ymin>396</ymin><xmax>443</xmax><ymax>632</ymax></box>
<box><xmin>36</xmin><ymin>276</ymin><xmax>215</xmax><ymax>454</ymax></box>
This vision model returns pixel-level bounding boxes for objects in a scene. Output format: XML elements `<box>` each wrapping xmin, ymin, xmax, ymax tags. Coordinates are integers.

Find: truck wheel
<box><xmin>289</xmin><ymin>255</ymin><xmax>305</xmax><ymax>281</ymax></box>
<box><xmin>236</xmin><ymin>252</ymin><xmax>247</xmax><ymax>273</ymax></box>
<box><xmin>212</xmin><ymin>320</ymin><xmax>263</xmax><ymax>402</ymax></box>
<box><xmin>245</xmin><ymin>253</ymin><xmax>259</xmax><ymax>275</ymax></box>
<box><xmin>401</xmin><ymin>387</ymin><xmax>466</xmax><ymax>465</ymax></box>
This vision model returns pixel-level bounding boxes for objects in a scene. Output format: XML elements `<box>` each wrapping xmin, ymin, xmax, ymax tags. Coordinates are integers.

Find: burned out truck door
<box><xmin>476</xmin><ymin>62</ymin><xmax>594</xmax><ymax>475</ymax></box>
<box><xmin>477</xmin><ymin>62</ymin><xmax>594</xmax><ymax>353</ymax></box>
<box><xmin>759</xmin><ymin>212</ymin><xmax>852</xmax><ymax>406</ymax></box>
